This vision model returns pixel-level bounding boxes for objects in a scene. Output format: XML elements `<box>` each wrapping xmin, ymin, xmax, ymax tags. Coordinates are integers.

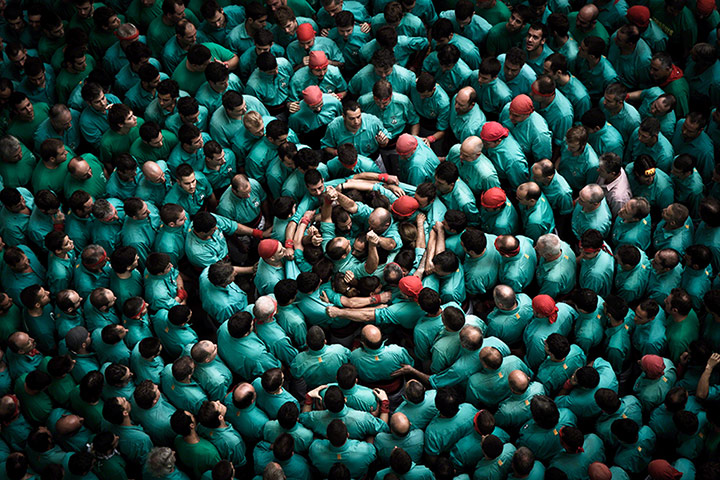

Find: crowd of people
<box><xmin>1</xmin><ymin>0</ymin><xmax>720</xmax><ymax>478</ymax></box>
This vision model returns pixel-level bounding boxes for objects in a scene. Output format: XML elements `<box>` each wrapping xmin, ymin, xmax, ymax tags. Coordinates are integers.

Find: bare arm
<box><xmin>697</xmin><ymin>353</ymin><xmax>720</xmax><ymax>400</ymax></box>
<box><xmin>327</xmin><ymin>305</ymin><xmax>378</xmax><ymax>323</ymax></box>
<box><xmin>433</xmin><ymin>222</ymin><xmax>446</xmax><ymax>255</ymax></box>
<box><xmin>415</xmin><ymin>213</ymin><xmax>427</xmax><ymax>249</ymax></box>
<box><xmin>365</xmin><ymin>232</ymin><xmax>380</xmax><ymax>274</ymax></box>
<box><xmin>391</xmin><ymin>365</ymin><xmax>431</xmax><ymax>388</ymax></box>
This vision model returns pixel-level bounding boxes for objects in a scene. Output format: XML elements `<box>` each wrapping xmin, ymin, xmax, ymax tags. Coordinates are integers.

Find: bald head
<box><xmin>579</xmin><ymin>184</ymin><xmax>604</xmax><ymax>207</ymax></box>
<box><xmin>233</xmin><ymin>382</ymin><xmax>255</xmax><ymax>404</ymax></box>
<box><xmin>508</xmin><ymin>370</ymin><xmax>530</xmax><ymax>394</ymax></box>
<box><xmin>457</xmin><ymin>86</ymin><xmax>474</xmax><ymax>103</ymax></box>
<box><xmin>56</xmin><ymin>414</ymin><xmax>83</xmax><ymax>436</ymax></box>
<box><xmin>578</xmin><ymin>4</ymin><xmax>599</xmax><ymax>23</ymax></box>
<box><xmin>142</xmin><ymin>161</ymin><xmax>165</xmax><ymax>184</ymax></box>
<box><xmin>68</xmin><ymin>157</ymin><xmax>92</xmax><ymax>180</ymax></box>
<box><xmin>369</xmin><ymin>207</ymin><xmax>392</xmax><ymax>233</ymax></box>
<box><xmin>361</xmin><ymin>325</ymin><xmax>382</xmax><ymax>346</ymax></box>
<box><xmin>389</xmin><ymin>412</ymin><xmax>410</xmax><ymax>436</ymax></box>
<box><xmin>517</xmin><ymin>181</ymin><xmax>541</xmax><ymax>199</ymax></box>
<box><xmin>480</xmin><ymin>346</ymin><xmax>503</xmax><ymax>370</ymax></box>
<box><xmin>459</xmin><ymin>325</ymin><xmax>484</xmax><ymax>350</ymax></box>
<box><xmin>0</xmin><ymin>395</ymin><xmax>17</xmax><ymax>417</ymax></box>
<box><xmin>460</xmin><ymin>136</ymin><xmax>483</xmax><ymax>161</ymax></box>
<box><xmin>493</xmin><ymin>284</ymin><xmax>517</xmax><ymax>310</ymax></box>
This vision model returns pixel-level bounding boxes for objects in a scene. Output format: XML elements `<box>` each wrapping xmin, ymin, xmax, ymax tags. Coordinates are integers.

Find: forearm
<box><xmin>285</xmin><ymin>221</ymin><xmax>298</xmax><ymax>243</ymax></box>
<box><xmin>365</xmin><ymin>245</ymin><xmax>379</xmax><ymax>273</ymax></box>
<box><xmin>332</xmin><ymin>307</ymin><xmax>377</xmax><ymax>322</ymax></box>
<box><xmin>324</xmin><ymin>147</ymin><xmax>338</xmax><ymax>157</ymax></box>
<box><xmin>435</xmin><ymin>231</ymin><xmax>446</xmax><ymax>254</ymax></box>
<box><xmin>336</xmin><ymin>192</ymin><xmax>357</xmax><ymax>213</ymax></box>
<box><xmin>410</xmin><ymin>123</ymin><xmax>420</xmax><ymax>136</ymax></box>
<box><xmin>697</xmin><ymin>369</ymin><xmax>713</xmax><ymax>400</ymax></box>
<box><xmin>340</xmin><ymin>295</ymin><xmax>382</xmax><ymax>308</ymax></box>
<box><xmin>377</xmin><ymin>237</ymin><xmax>396</xmax><ymax>251</ymax></box>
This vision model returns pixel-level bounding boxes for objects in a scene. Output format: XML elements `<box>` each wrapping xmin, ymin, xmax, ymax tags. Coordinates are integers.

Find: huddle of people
<box><xmin>2</xmin><ymin>0</ymin><xmax>720</xmax><ymax>478</ymax></box>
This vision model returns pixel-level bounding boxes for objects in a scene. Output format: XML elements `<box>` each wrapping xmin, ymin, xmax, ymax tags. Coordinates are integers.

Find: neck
<box><xmin>528</xmin><ymin>46</ymin><xmax>543</xmax><ymax>60</ymax></box>
<box><xmin>184</xmin><ymin>431</ymin><xmax>201</xmax><ymax>443</ymax></box>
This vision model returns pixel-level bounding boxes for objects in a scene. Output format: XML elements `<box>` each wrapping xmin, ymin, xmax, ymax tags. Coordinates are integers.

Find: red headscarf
<box><xmin>398</xmin><ymin>276</ymin><xmax>423</xmax><ymax>300</ymax></box>
<box><xmin>641</xmin><ymin>355</ymin><xmax>666</xmax><ymax>379</ymax></box>
<box><xmin>532</xmin><ymin>295</ymin><xmax>558</xmax><ymax>323</ymax></box>
<box><xmin>648</xmin><ymin>460</ymin><xmax>683</xmax><ymax>480</ymax></box>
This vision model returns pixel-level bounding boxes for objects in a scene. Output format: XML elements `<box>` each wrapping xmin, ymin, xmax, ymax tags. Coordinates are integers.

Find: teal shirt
<box><xmin>588</xmin><ymin>123</ymin><xmax>625</xmax><ymax>158</ymax></box>
<box><xmin>647</xmin><ymin>263</ymin><xmax>684</xmax><ymax>303</ymax></box>
<box><xmin>446</xmin><ymin>145</ymin><xmax>500</xmax><ymax>196</ymax></box>
<box><xmin>252</xmin><ymin>442</ymin><xmax>309</xmax><ymax>479</ymax></box>
<box><xmin>537</xmin><ymin>91</ymin><xmax>574</xmax><ymax>146</ymax></box>
<box><xmin>579</xmin><ymin>247</ymin><xmax>614</xmax><ymax>297</ymax></box>
<box><xmin>497</xmin><ymin>236</ymin><xmax>536</xmax><ymax>292</ymax></box>
<box><xmin>196</xmin><ymin>74</ymin><xmax>244</xmax><ymax>115</ymax></box>
<box><xmin>625</xmin><ymin>163</ymin><xmax>674</xmax><ymax>210</ymax></box>
<box><xmin>483</xmin><ymin>133</ymin><xmax>528</xmax><ymax>189</ymax></box>
<box><xmin>198</xmin><ymin>267</ymin><xmax>247</xmax><ymax>324</ymax></box>
<box><xmin>449</xmin><ymin>102</ymin><xmax>486</xmax><ymax>144</ymax></box>
<box><xmin>495</xmin><ymin>381</ymin><xmax>547</xmax><ymax>430</ymax></box>
<box><xmin>289</xmin><ymin>94</ymin><xmax>343</xmax><ymax>135</ymax></box>
<box><xmin>558</xmin><ymin>144</ymin><xmax>599</xmax><ymax>192</ymax></box>
<box><xmin>613</xmin><ymin>425</ymin><xmax>656</xmax><ymax>473</ymax></box>
<box><xmin>576</xmin><ymin>56</ymin><xmax>619</xmax><ymax>99</ymax></box>
<box><xmin>255</xmin><ymin>319</ymin><xmax>298</xmax><ymax>367</ymax></box>
<box><xmin>517</xmin><ymin>408</ymin><xmax>577</xmax><ymax>462</ymax></box>
<box><xmin>350</xmin><ymin>342</ymin><xmax>414</xmax><ymax>383</ymax></box>
<box><xmin>184</xmin><ymin>213</ymin><xmax>237</xmax><ymax>269</ymax></box>
<box><xmin>523</xmin><ymin>303</ymin><xmax>577</xmax><ymax>370</ymax></box>
<box><xmin>300</xmin><ymin>405</ymin><xmax>389</xmax><ymax>439</ymax></box>
<box><xmin>536</xmin><ymin>242</ymin><xmax>576</xmax><ymax>298</ymax></box>
<box><xmin>631</xmin><ymin>310</ymin><xmax>667</xmax><ymax>356</ymax></box>
<box><xmin>572</xmin><ymin>199</ymin><xmax>612</xmax><ymax>239</ymax></box>
<box><xmin>558</xmin><ymin>74</ymin><xmax>591</xmax><ymax>120</ymax></box>
<box><xmin>321</xmin><ymin>112</ymin><xmax>389</xmax><ymax>157</ymax></box>
<box><xmin>539</xmin><ymin>172</ymin><xmax>574</xmax><ymax>215</ymax></box>
<box><xmin>556</xmin><ymin>357</ymin><xmax>618</xmax><ymax>418</ymax></box>
<box><xmin>596</xmin><ymin>395</ymin><xmax>643</xmax><ymax>445</ymax></box>
<box><xmin>290</xmin><ymin>344</ymin><xmax>351</xmax><ymax>389</ymax></box>
<box><xmin>653</xmin><ymin>218</ymin><xmax>694</xmax><ymax>254</ymax></box>
<box><xmin>409</xmin><ymin>83</ymin><xmax>451</xmax><ymax>130</ymax></box>
<box><xmin>130</xmin><ymin>394</ymin><xmax>177</xmax><ymax>446</ymax></box>
<box><xmin>144</xmin><ymin>267</ymin><xmax>180</xmax><ymax>312</ymax></box>
<box><xmin>574</xmin><ymin>299</ymin><xmax>606</xmax><ymax>354</ymax></box>
<box><xmin>423</xmin><ymin>54</ymin><xmax>473</xmax><ymax>96</ymax></box>
<box><xmin>263</xmin><ymin>421</ymin><xmax>314</xmax><ymax>454</ymax></box>
<box><xmin>245</xmin><ymin>58</ymin><xmax>294</xmax><ymax>107</ymax></box>
<box><xmin>159</xmin><ymin>363</ymin><xmax>208</xmax><ymax>413</ymax></box>
<box><xmin>396</xmin><ymin>137</ymin><xmax>440</xmax><ymax>185</ymax></box>
<box><xmin>633</xmin><ymin>358</ymin><xmax>677</xmax><ymax>412</ymax></box>
<box><xmin>375</xmin><ymin>429</ymin><xmax>425</xmax><ymax>465</ymax></box>
<box><xmin>288</xmin><ymin>65</ymin><xmax>347</xmax><ymax>101</ymax></box>
<box><xmin>470</xmin><ymin>76</ymin><xmax>513</xmax><ymax>115</ymax></box>
<box><xmin>549</xmin><ymin>434</ymin><xmax>606</xmax><ymax>480</ymax></box>
<box><xmin>486</xmin><ymin>293</ymin><xmax>534</xmax><ymax>345</ymax></box>
<box><xmin>500</xmin><ymin>107</ymin><xmax>553</xmax><ymax>162</ymax></box>
<box><xmin>466</xmin><ymin>355</ymin><xmax>533</xmax><ymax>408</ymax></box>
<box><xmin>600</xmin><ymin>102</ymin><xmax>641</xmax><ymax>143</ymax></box>
<box><xmin>309</xmin><ymin>438</ymin><xmax>376</xmax><ymax>479</ymax></box>
<box><xmin>358</xmin><ymin>92</ymin><xmax>419</xmax><ymax>139</ymax></box>
<box><xmin>536</xmin><ymin>345</ymin><xmax>587</xmax><ymax>395</ymax></box>
<box><xmin>611</xmin><ymin>215</ymin><xmax>651</xmax><ymax>251</ymax></box>
<box><xmin>216</xmin><ymin>321</ymin><xmax>280</xmax><ymax>378</ymax></box>
<box><xmin>518</xmin><ymin>194</ymin><xmax>555</xmax><ymax>242</ymax></box>
<box><xmin>463</xmin><ymin>237</ymin><xmax>501</xmax><ymax>296</ymax></box>
<box><xmin>397</xmin><ymin>390</ymin><xmax>438</xmax><ymax>431</ymax></box>
<box><xmin>480</xmin><ymin>200</ymin><xmax>519</xmax><ymax>235</ymax></box>
<box><xmin>223</xmin><ymin>396</ymin><xmax>269</xmax><ymax>442</ymax></box>
<box><xmin>672</xmin><ymin>119</ymin><xmax>716</xmax><ymax>179</ymax></box>
<box><xmin>129</xmin><ymin>342</ymin><xmax>163</xmax><ymax>384</ymax></box>
<box><xmin>348</xmin><ymin>64</ymin><xmax>416</xmax><ymax>97</ymax></box>
<box><xmin>113</xmin><ymin>424</ymin><xmax>154</xmax><ymax>465</ymax></box>
<box><xmin>424</xmin><ymin>403</ymin><xmax>478</xmax><ymax>455</ymax></box>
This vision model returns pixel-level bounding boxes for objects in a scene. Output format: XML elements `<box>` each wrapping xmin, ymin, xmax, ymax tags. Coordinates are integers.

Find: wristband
<box><xmin>252</xmin><ymin>229</ymin><xmax>263</xmax><ymax>239</ymax></box>
<box><xmin>304</xmin><ymin>394</ymin><xmax>314</xmax><ymax>405</ymax></box>
<box><xmin>284</xmin><ymin>240</ymin><xmax>294</xmax><ymax>248</ymax></box>
<box><xmin>378</xmin><ymin>173</ymin><xmax>389</xmax><ymax>182</ymax></box>
<box><xmin>300</xmin><ymin>216</ymin><xmax>311</xmax><ymax>226</ymax></box>
<box><xmin>427</xmin><ymin>135</ymin><xmax>436</xmax><ymax>143</ymax></box>
<box><xmin>625</xmin><ymin>93</ymin><xmax>631</xmax><ymax>102</ymax></box>
<box><xmin>177</xmin><ymin>288</ymin><xmax>188</xmax><ymax>301</ymax></box>
<box><xmin>371</xmin><ymin>294</ymin><xmax>382</xmax><ymax>305</ymax></box>
<box><xmin>380</xmin><ymin>400</ymin><xmax>390</xmax><ymax>413</ymax></box>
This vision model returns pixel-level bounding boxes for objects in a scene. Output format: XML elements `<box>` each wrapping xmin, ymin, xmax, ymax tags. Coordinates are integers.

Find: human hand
<box><xmin>343</xmin><ymin>270</ymin><xmax>355</xmax><ymax>283</ymax></box>
<box><xmin>288</xmin><ymin>101</ymin><xmax>301</xmax><ymax>114</ymax></box>
<box><xmin>373</xmin><ymin>388</ymin><xmax>389</xmax><ymax>401</ymax></box>
<box><xmin>375</xmin><ymin>131</ymin><xmax>389</xmax><ymax>146</ymax></box>
<box><xmin>366</xmin><ymin>231</ymin><xmax>380</xmax><ymax>246</ymax></box>
<box><xmin>360</xmin><ymin>22</ymin><xmax>371</xmax><ymax>33</ymax></box>
<box><xmin>707</xmin><ymin>352</ymin><xmax>720</xmax><ymax>370</ymax></box>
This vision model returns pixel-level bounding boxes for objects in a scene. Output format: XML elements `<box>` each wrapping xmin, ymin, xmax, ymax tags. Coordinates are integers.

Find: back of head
<box><xmin>530</xmin><ymin>395</ymin><xmax>559</xmax><ymax>429</ymax></box>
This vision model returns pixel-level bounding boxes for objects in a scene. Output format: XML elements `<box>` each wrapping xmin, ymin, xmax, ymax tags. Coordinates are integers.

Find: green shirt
<box><xmin>216</xmin><ymin>321</ymin><xmax>280</xmax><ymax>379</ymax></box>
<box><xmin>0</xmin><ymin>143</ymin><xmax>37</xmax><ymax>188</ymax></box>
<box><xmin>8</xmin><ymin>103</ymin><xmax>49</xmax><ymax>147</ymax></box>
<box><xmin>173</xmin><ymin>436</ymin><xmax>221</xmax><ymax>480</ymax></box>
<box><xmin>309</xmin><ymin>438</ymin><xmax>377</xmax><ymax>479</ymax></box>
<box><xmin>290</xmin><ymin>344</ymin><xmax>350</xmax><ymax>389</ymax></box>
<box><xmin>424</xmin><ymin>403</ymin><xmax>478</xmax><ymax>455</ymax></box>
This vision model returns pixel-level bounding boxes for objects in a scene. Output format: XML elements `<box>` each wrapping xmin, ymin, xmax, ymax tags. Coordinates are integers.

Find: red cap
<box><xmin>648</xmin><ymin>460</ymin><xmax>683</xmax><ymax>480</ymax></box>
<box><xmin>509</xmin><ymin>94</ymin><xmax>534</xmax><ymax>115</ymax></box>
<box><xmin>302</xmin><ymin>85</ymin><xmax>323</xmax><ymax>106</ymax></box>
<box><xmin>480</xmin><ymin>187</ymin><xmax>506</xmax><ymax>209</ymax></box>
<box><xmin>626</xmin><ymin>6</ymin><xmax>650</xmax><ymax>28</ymax></box>
<box><xmin>697</xmin><ymin>0</ymin><xmax>716</xmax><ymax>16</ymax></box>
<box><xmin>396</xmin><ymin>134</ymin><xmax>418</xmax><ymax>156</ymax></box>
<box><xmin>398</xmin><ymin>276</ymin><xmax>423</xmax><ymax>299</ymax></box>
<box><xmin>641</xmin><ymin>355</ymin><xmax>665</xmax><ymax>379</ymax></box>
<box><xmin>297</xmin><ymin>23</ymin><xmax>315</xmax><ymax>42</ymax></box>
<box><xmin>309</xmin><ymin>50</ymin><xmax>328</xmax><ymax>69</ymax></box>
<box><xmin>532</xmin><ymin>294</ymin><xmax>558</xmax><ymax>323</ymax></box>
<box><xmin>390</xmin><ymin>196</ymin><xmax>420</xmax><ymax>217</ymax></box>
<box><xmin>258</xmin><ymin>239</ymin><xmax>280</xmax><ymax>259</ymax></box>
<box><xmin>480</xmin><ymin>121</ymin><xmax>509</xmax><ymax>142</ymax></box>
<box><xmin>588</xmin><ymin>462</ymin><xmax>612</xmax><ymax>480</ymax></box>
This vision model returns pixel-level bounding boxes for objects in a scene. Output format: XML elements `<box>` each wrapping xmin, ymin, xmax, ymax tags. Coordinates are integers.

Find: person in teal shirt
<box><xmin>572</xmin><ymin>185</ymin><xmax>612</xmax><ymax>239</ymax></box>
<box><xmin>449</xmin><ymin>87</ymin><xmax>486</xmax><ymax>143</ymax></box>
<box><xmin>571</xmin><ymin>291</ymin><xmax>605</xmax><ymax>354</ymax></box>
<box><xmin>358</xmin><ymin>83</ymin><xmax>419</xmax><ymax>141</ymax></box>
<box><xmin>582</xmin><ymin>109</ymin><xmax>625</xmax><ymax>158</ymax></box>
<box><xmin>289</xmin><ymin>91</ymin><xmax>343</xmax><ymax>140</ymax></box>
<box><xmin>611</xmin><ymin>198</ymin><xmax>652</xmax><ymax>251</ymax></box>
<box><xmin>647</xmin><ymin>249</ymin><xmax>684</xmax><ymax>304</ymax></box>
<box><xmin>652</xmin><ymin>203</ymin><xmax>694</xmax><ymax>254</ymax></box>
<box><xmin>308</xmin><ymin>420</ymin><xmax>377</xmax><ymax>479</ymax></box>
<box><xmin>435</xmin><ymin>166</ymin><xmax>479</xmax><ymax>226</ymax></box>
<box><xmin>517</xmin><ymin>396</ymin><xmax>577</xmax><ymax>462</ymax></box>
<box><xmin>199</xmin><ymin>262</ymin><xmax>248</xmax><ymax>325</ymax></box>
<box><xmin>422</xmin><ymin>45</ymin><xmax>473</xmax><ymax>97</ymax></box>
<box><xmin>495</xmin><ymin>370</ymin><xmax>547</xmax><ymax>431</ymax></box>
<box><xmin>480</xmin><ymin>123</ymin><xmax>528</xmax><ymax>189</ymax></box>
<box><xmin>671</xmin><ymin>114</ymin><xmax>716</xmax><ymax>179</ymax></box>
<box><xmin>424</xmin><ymin>390</ymin><xmax>477</xmax><ymax>456</ymax></box>
<box><xmin>252</xmin><ymin>438</ymin><xmax>311</xmax><ymax>479</ymax></box>
<box><xmin>159</xmin><ymin>358</ymin><xmax>209</xmax><ymax>413</ymax></box>
<box><xmin>536</xmin><ymin>334</ymin><xmax>587</xmax><ymax>395</ymax></box>
<box><xmin>289</xmin><ymin>56</ymin><xmax>347</xmax><ymax>102</ymax></box>
<box><xmin>578</xmin><ymin>230</ymin><xmax>614</xmax><ymax>297</ymax></box>
<box><xmin>374</xmin><ymin>412</ymin><xmax>424</xmax><ymax>464</ymax></box>
<box><xmin>627</xmin><ymin>156</ymin><xmax>674</xmax><ymax>211</ymax></box>
<box><xmin>499</xmin><ymin>96</ymin><xmax>552</xmax><ymax>162</ymax></box>
<box><xmin>300</xmin><ymin>386</ymin><xmax>388</xmax><ymax>439</ymax></box>
<box><xmin>321</xmin><ymin>100</ymin><xmax>390</xmax><ymax>158</ymax></box>
<box><xmin>348</xmin><ymin>49</ymin><xmax>417</xmax><ymax>97</ymax></box>
<box><xmin>184</xmin><ymin>212</ymin><xmax>242</xmax><ymax>269</ymax></box>
<box><xmin>217</xmin><ymin>311</ymin><xmax>280</xmax><ymax>379</ymax></box>
<box><xmin>374</xmin><ymin>449</ymin><xmax>435</xmax><ymax>479</ymax></box>
<box><xmin>163</xmin><ymin>165</ymin><xmax>214</xmax><ymax>217</ymax></box>
<box><xmin>290</xmin><ymin>326</ymin><xmax>350</xmax><ymax>389</ymax></box>
<box><xmin>599</xmin><ymin>83</ymin><xmax>641</xmax><ymax>143</ymax></box>
<box><xmin>549</xmin><ymin>430</ymin><xmax>606</xmax><ymax>480</ymax></box>
<box><xmin>461</xmin><ymin>230</ymin><xmax>500</xmax><ymax>297</ymax></box>
<box><xmin>524</xmin><ymin>298</ymin><xmax>576</xmax><ymax>370</ymax></box>
<box><xmin>631</xmin><ymin>299</ymin><xmax>667</xmax><ymax>356</ymax></box>
<box><xmin>468</xmin><ymin>57</ymin><xmax>513</xmax><ymax>117</ymax></box>
<box><xmin>33</xmin><ymin>105</ymin><xmax>82</xmax><ymax>155</ymax></box>
<box><xmin>486</xmin><ymin>286</ymin><xmax>533</xmax><ymax>346</ymax></box>
<box><xmin>611</xmin><ymin>419</ymin><xmax>656</xmax><ymax>474</ymax></box>
<box><xmin>624</xmin><ymin>119</ymin><xmax>674</xmax><ymax>174</ymax></box>
<box><xmin>516</xmin><ymin>183</ymin><xmax>555</xmax><ymax>242</ymax></box>
<box><xmin>602</xmin><ymin>297</ymin><xmax>633</xmax><ymax>374</ymax></box>
<box><xmin>445</xmin><ymin>136</ymin><xmax>500</xmax><ymax>197</ymax></box>
<box><xmin>535</xmin><ymin>234</ymin><xmax>576</xmax><ymax>298</ymax></box>
<box><xmin>130</xmin><ymin>380</ymin><xmax>178</xmax><ymax>446</ymax></box>
<box><xmin>245</xmin><ymin>53</ymin><xmax>294</xmax><ymax>111</ymax></box>
<box><xmin>328</xmin><ymin>15</ymin><xmax>370</xmax><ymax>71</ymax></box>
<box><xmin>130</xmin><ymin>337</ymin><xmax>164</xmax><ymax>385</ymax></box>
<box><xmin>479</xmin><ymin>188</ymin><xmax>519</xmax><ymax>235</ymax></box>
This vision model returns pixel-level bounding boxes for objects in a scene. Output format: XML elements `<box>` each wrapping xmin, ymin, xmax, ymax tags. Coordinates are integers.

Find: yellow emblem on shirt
<box><xmin>525</xmin><ymin>400</ymin><xmax>530</xmax><ymax>406</ymax></box>
<box><xmin>375</xmin><ymin>355</ymin><xmax>379</xmax><ymax>361</ymax></box>
<box><xmin>563</xmin><ymin>364</ymin><xmax>568</xmax><ymax>369</ymax></box>
<box><xmin>318</xmin><ymin>357</ymin><xmax>323</xmax><ymax>363</ymax></box>
<box><xmin>662</xmin><ymin>377</ymin><xmax>668</xmax><ymax>382</ymax></box>
<box><xmin>498</xmin><ymin>460</ymin><xmax>503</xmax><ymax>466</ymax></box>
<box><xmin>515</xmin><ymin>313</ymin><xmax>520</xmax><ymax>319</ymax></box>
<box><xmin>637</xmin><ymin>447</ymin><xmax>642</xmax><ymax>452</ymax></box>
<box><xmin>337</xmin><ymin>454</ymin><xmax>342</xmax><ymax>460</ymax></box>
<box><xmin>553</xmin><ymin>429</ymin><xmax>558</xmax><ymax>435</ymax></box>
<box><xmin>171</xmin><ymin>384</ymin><xmax>175</xmax><ymax>390</ymax></box>
<box><xmin>498</xmin><ymin>372</ymin><xmax>503</xmax><ymax>378</ymax></box>
<box><xmin>622</xmin><ymin>414</ymin><xmax>627</xmax><ymax>419</ymax></box>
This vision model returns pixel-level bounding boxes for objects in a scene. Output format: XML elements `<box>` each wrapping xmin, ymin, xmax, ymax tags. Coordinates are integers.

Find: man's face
<box><xmin>47</xmin><ymin>22</ymin><xmax>65</xmax><ymax>39</ymax></box>
<box><xmin>415</xmin><ymin>194</ymin><xmax>429</xmax><ymax>208</ymax></box>
<box><xmin>158</xmin><ymin>93</ymin><xmax>174</xmax><ymax>110</ymax></box>
<box><xmin>337</xmin><ymin>25</ymin><xmax>354</xmax><ymax>40</ymax></box>
<box><xmin>506</xmin><ymin>12</ymin><xmax>524</xmax><ymax>32</ymax></box>
<box><xmin>566</xmin><ymin>139</ymin><xmax>582</xmax><ymax>155</ymax></box>
<box><xmin>70</xmin><ymin>55</ymin><xmax>88</xmax><ymax>73</ymax></box>
<box><xmin>603</xmin><ymin>93</ymin><xmax>623</xmax><ymax>114</ymax></box>
<box><xmin>123</xmin><ymin>112</ymin><xmax>138</xmax><ymax>129</ymax></box>
<box><xmin>435</xmin><ymin>177</ymin><xmax>453</xmax><ymax>194</ymax></box>
<box><xmin>144</xmin><ymin>75</ymin><xmax>161</xmax><ymax>91</ymax></box>
<box><xmin>247</xmin><ymin>122</ymin><xmax>264</xmax><ymax>137</ymax></box>
<box><xmin>637</xmin><ymin>171</ymin><xmax>655</xmax><ymax>186</ymax></box>
<box><xmin>249</xmin><ymin>15</ymin><xmax>268</xmax><ymax>30</ymax></box>
<box><xmin>169</xmin><ymin>3</ymin><xmax>186</xmax><ymax>23</ymax></box>
<box><xmin>229</xmin><ymin>102</ymin><xmax>247</xmax><ymax>118</ymax></box>
<box><xmin>8</xmin><ymin>48</ymin><xmax>27</xmax><ymax>69</ymax></box>
<box><xmin>206</xmin><ymin>9</ymin><xmax>226</xmax><ymax>29</ymax></box>
<box><xmin>233</xmin><ymin>182</ymin><xmax>252</xmax><ymax>199</ymax></box>
<box><xmin>343</xmin><ymin>108</ymin><xmax>362</xmax><ymax>131</ymax></box>
<box><xmin>504</xmin><ymin>61</ymin><xmax>522</xmax><ymax>81</ymax></box>
<box><xmin>73</xmin><ymin>160</ymin><xmax>93</xmax><ymax>180</ymax></box>
<box><xmin>299</xmin><ymin>37</ymin><xmax>315</xmax><ymax>51</ymax></box>
<box><xmin>27</xmin><ymin>70</ymin><xmax>46</xmax><ymax>88</ymax></box>
<box><xmin>309</xmin><ymin>99</ymin><xmax>324</xmax><ymax>112</ymax></box>
<box><xmin>179</xmin><ymin>173</ymin><xmax>197</xmax><ymax>194</ymax></box>
<box><xmin>454</xmin><ymin>94</ymin><xmax>473</xmax><ymax>115</ymax></box>
<box><xmin>7</xmin><ymin>15</ymin><xmax>25</xmax><ymax>32</ymax></box>
<box><xmin>310</xmin><ymin>66</ymin><xmax>327</xmax><ymax>80</ymax></box>
<box><xmin>267</xmin><ymin>0</ymin><xmax>285</xmax><ymax>12</ymax></box>
<box><xmin>633</xmin><ymin>306</ymin><xmax>653</xmax><ymax>324</ymax></box>
<box><xmin>190</xmin><ymin>134</ymin><xmax>204</xmax><ymax>151</ymax></box>
<box><xmin>118</xmin><ymin>167</ymin><xmax>137</xmax><ymax>183</ymax></box>
<box><xmin>649</xmin><ymin>59</ymin><xmax>670</xmax><ymax>83</ymax></box>
<box><xmin>373</xmin><ymin>94</ymin><xmax>392</xmax><ymax>110</ymax></box>
<box><xmin>76</xmin><ymin>1</ymin><xmax>94</xmax><ymax>18</ymax></box>
<box><xmin>637</xmin><ymin>128</ymin><xmax>655</xmax><ymax>145</ymax></box>
<box><xmin>52</xmin><ymin>111</ymin><xmax>73</xmax><ymax>132</ymax></box>
<box><xmin>374</xmin><ymin>65</ymin><xmax>393</xmax><ymax>79</ymax></box>
<box><xmin>210</xmin><ymin>76</ymin><xmax>230</xmax><ymax>92</ymax></box>
<box><xmin>206</xmin><ymin>150</ymin><xmax>225</xmax><ymax>169</ymax></box>
<box><xmin>60</xmin><ymin>235</ymin><xmax>75</xmax><ymax>253</ymax></box>
<box><xmin>578</xmin><ymin>193</ymin><xmax>596</xmax><ymax>210</ymax></box>
<box><xmin>681</xmin><ymin>119</ymin><xmax>702</xmax><ymax>141</ymax></box>
<box><xmin>268</xmin><ymin>134</ymin><xmax>288</xmax><ymax>147</ymax></box>
<box><xmin>108</xmin><ymin>15</ymin><xmax>121</xmax><ymax>30</ymax></box>
<box><xmin>148</xmin><ymin>133</ymin><xmax>164</xmax><ymax>148</ymax></box>
<box><xmin>306</xmin><ymin>180</ymin><xmax>324</xmax><ymax>197</ymax></box>
<box><xmin>51</xmin><ymin>147</ymin><xmax>68</xmax><ymax>165</ymax></box>
<box><xmin>135</xmin><ymin>202</ymin><xmax>150</xmax><ymax>220</ymax></box>
<box><xmin>526</xmin><ymin>28</ymin><xmax>544</xmax><ymax>52</ymax></box>
<box><xmin>325</xmin><ymin>0</ymin><xmax>343</xmax><ymax>16</ymax></box>
<box><xmin>336</xmin><ymin>215</ymin><xmax>352</xmax><ymax>233</ymax></box>
<box><xmin>649</xmin><ymin>97</ymin><xmax>671</xmax><ymax>116</ymax></box>
<box><xmin>508</xmin><ymin>110</ymin><xmax>529</xmax><ymax>125</ymax></box>
<box><xmin>14</xmin><ymin>98</ymin><xmax>34</xmax><ymax>120</ymax></box>
<box><xmin>576</xmin><ymin>10</ymin><xmax>594</xmax><ymax>31</ymax></box>
<box><xmin>89</xmin><ymin>91</ymin><xmax>108</xmax><ymax>112</ymax></box>
<box><xmin>180</xmin><ymin>24</ymin><xmax>197</xmax><ymax>47</ymax></box>
<box><xmin>476</xmin><ymin>73</ymin><xmax>493</xmax><ymax>85</ymax></box>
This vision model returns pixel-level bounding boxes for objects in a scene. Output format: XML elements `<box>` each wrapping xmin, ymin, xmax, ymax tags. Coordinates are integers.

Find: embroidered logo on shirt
<box><xmin>637</xmin><ymin>447</ymin><xmax>642</xmax><ymax>452</ymax></box>
<box><xmin>318</xmin><ymin>357</ymin><xmax>323</xmax><ymax>363</ymax></box>
<box><xmin>375</xmin><ymin>355</ymin><xmax>380</xmax><ymax>361</ymax></box>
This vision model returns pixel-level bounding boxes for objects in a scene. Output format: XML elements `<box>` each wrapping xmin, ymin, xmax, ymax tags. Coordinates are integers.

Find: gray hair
<box><xmin>580</xmin><ymin>184</ymin><xmax>604</xmax><ymax>204</ymax></box>
<box><xmin>91</xmin><ymin>199</ymin><xmax>114</xmax><ymax>220</ymax></box>
<box><xmin>536</xmin><ymin>234</ymin><xmax>562</xmax><ymax>258</ymax></box>
<box><xmin>0</xmin><ymin>135</ymin><xmax>21</xmax><ymax>161</ymax></box>
<box><xmin>253</xmin><ymin>296</ymin><xmax>276</xmax><ymax>322</ymax></box>
<box><xmin>146</xmin><ymin>447</ymin><xmax>176</xmax><ymax>477</ymax></box>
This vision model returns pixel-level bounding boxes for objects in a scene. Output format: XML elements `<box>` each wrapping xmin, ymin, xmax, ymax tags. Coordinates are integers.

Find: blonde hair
<box><xmin>243</xmin><ymin>111</ymin><xmax>263</xmax><ymax>130</ymax></box>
